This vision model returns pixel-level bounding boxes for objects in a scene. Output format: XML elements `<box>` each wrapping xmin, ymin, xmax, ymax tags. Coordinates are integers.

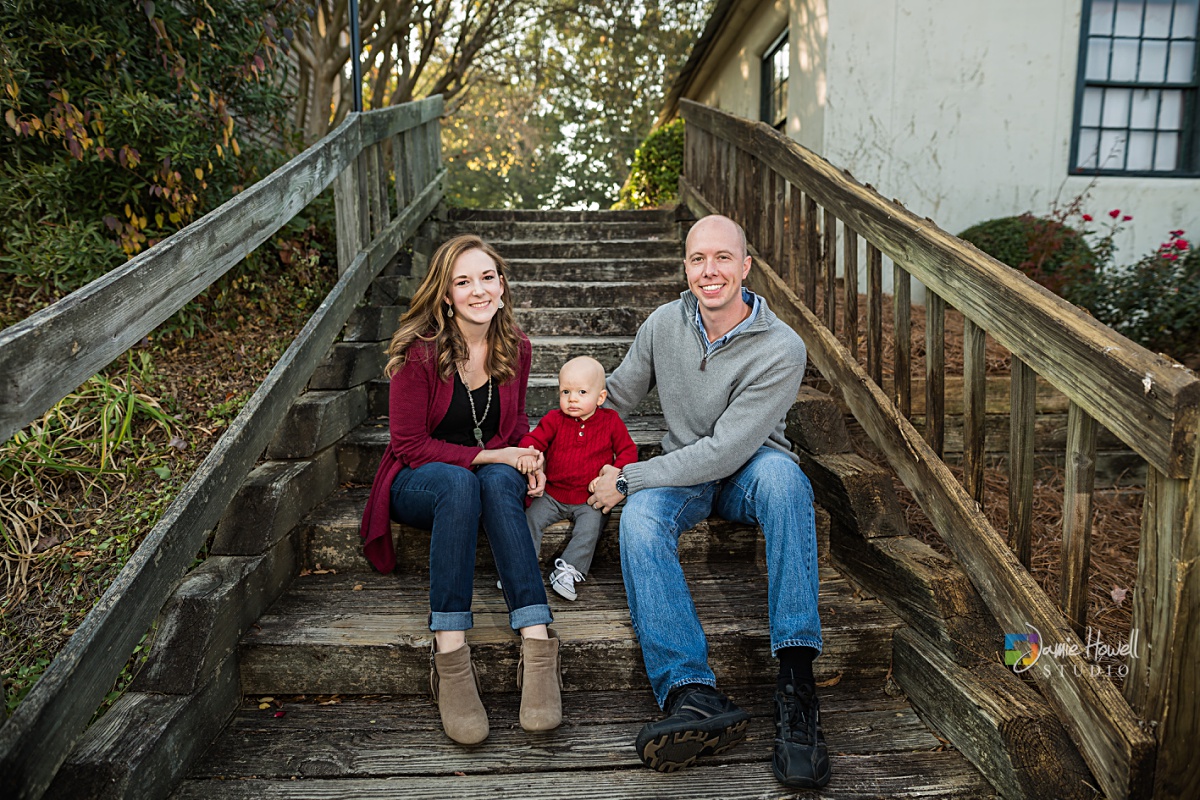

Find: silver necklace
<box><xmin>457</xmin><ymin>364</ymin><xmax>492</xmax><ymax>447</ymax></box>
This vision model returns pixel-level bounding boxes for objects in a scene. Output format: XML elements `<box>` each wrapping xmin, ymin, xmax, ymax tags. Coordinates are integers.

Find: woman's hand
<box><xmin>527</xmin><ymin>468</ymin><xmax>546</xmax><ymax>497</ymax></box>
<box><xmin>473</xmin><ymin>446</ymin><xmax>543</xmax><ymax>470</ymax></box>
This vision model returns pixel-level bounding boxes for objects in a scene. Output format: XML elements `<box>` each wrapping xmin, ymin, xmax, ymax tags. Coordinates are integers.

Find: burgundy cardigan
<box><xmin>360</xmin><ymin>334</ymin><xmax>532</xmax><ymax>572</ymax></box>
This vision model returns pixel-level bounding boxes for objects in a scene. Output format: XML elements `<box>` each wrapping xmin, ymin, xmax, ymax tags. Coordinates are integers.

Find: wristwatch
<box><xmin>615</xmin><ymin>470</ymin><xmax>628</xmax><ymax>497</ymax></box>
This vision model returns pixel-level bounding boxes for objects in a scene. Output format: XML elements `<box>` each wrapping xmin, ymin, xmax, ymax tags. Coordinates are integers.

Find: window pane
<box><xmin>1140</xmin><ymin>39</ymin><xmax>1169</xmax><ymax>80</ymax></box>
<box><xmin>1173</xmin><ymin>0</ymin><xmax>1199</xmax><ymax>37</ymax></box>
<box><xmin>1112</xmin><ymin>38</ymin><xmax>1141</xmax><ymax>79</ymax></box>
<box><xmin>1088</xmin><ymin>37</ymin><xmax>1113</xmax><ymax>79</ymax></box>
<box><xmin>1092</xmin><ymin>1</ymin><xmax>1116</xmax><ymax>34</ymax></box>
<box><xmin>1077</xmin><ymin>129</ymin><xmax>1101</xmax><ymax>168</ymax></box>
<box><xmin>1159</xmin><ymin>88</ymin><xmax>1184</xmax><ymax>127</ymax></box>
<box><xmin>1100</xmin><ymin>129</ymin><xmax>1129</xmax><ymax>168</ymax></box>
<box><xmin>1155</xmin><ymin>130</ymin><xmax>1180</xmax><ymax>169</ymax></box>
<box><xmin>1114</xmin><ymin>0</ymin><xmax>1146</xmax><ymax>36</ymax></box>
<box><xmin>1167</xmin><ymin>41</ymin><xmax>1196</xmax><ymax>82</ymax></box>
<box><xmin>1143</xmin><ymin>0</ymin><xmax>1174</xmax><ymax>37</ymax></box>
<box><xmin>1130</xmin><ymin>87</ymin><xmax>1160</xmax><ymax>125</ymax></box>
<box><xmin>1082</xmin><ymin>86</ymin><xmax>1104</xmax><ymax>125</ymax></box>
<box><xmin>1102</xmin><ymin>87</ymin><xmax>1132</xmax><ymax>125</ymax></box>
<box><xmin>1127</xmin><ymin>130</ymin><xmax>1156</xmax><ymax>168</ymax></box>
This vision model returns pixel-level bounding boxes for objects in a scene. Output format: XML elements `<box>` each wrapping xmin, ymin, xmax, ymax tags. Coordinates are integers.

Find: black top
<box><xmin>432</xmin><ymin>372</ymin><xmax>501</xmax><ymax>446</ymax></box>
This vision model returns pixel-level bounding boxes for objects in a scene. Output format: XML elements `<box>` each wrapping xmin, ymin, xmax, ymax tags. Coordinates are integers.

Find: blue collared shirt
<box><xmin>695</xmin><ymin>288</ymin><xmax>761</xmax><ymax>357</ymax></box>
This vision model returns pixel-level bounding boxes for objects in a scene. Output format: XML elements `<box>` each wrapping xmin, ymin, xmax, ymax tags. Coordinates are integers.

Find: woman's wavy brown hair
<box><xmin>384</xmin><ymin>235</ymin><xmax>522</xmax><ymax>383</ymax></box>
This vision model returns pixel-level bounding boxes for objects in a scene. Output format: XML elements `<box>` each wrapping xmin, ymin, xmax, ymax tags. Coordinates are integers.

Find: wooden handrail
<box><xmin>0</xmin><ymin>97</ymin><xmax>444</xmax><ymax>799</ymax></box>
<box><xmin>679</xmin><ymin>99</ymin><xmax>1200</xmax><ymax>480</ymax></box>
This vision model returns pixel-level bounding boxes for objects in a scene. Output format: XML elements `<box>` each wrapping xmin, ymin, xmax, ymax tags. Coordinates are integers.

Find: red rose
<box><xmin>1176</xmin><ymin>238</ymin><xmax>1189</xmax><ymax>249</ymax></box>
<box><xmin>1082</xmin><ymin>214</ymin><xmax>1094</xmax><ymax>222</ymax></box>
<box><xmin>1163</xmin><ymin>253</ymin><xmax>1179</xmax><ymax>261</ymax></box>
<box><xmin>1122</xmin><ymin>215</ymin><xmax>1132</xmax><ymax>221</ymax></box>
<box><xmin>1109</xmin><ymin>209</ymin><xmax>1121</xmax><ymax>218</ymax></box>
<box><xmin>1170</xmin><ymin>229</ymin><xmax>1184</xmax><ymax>236</ymax></box>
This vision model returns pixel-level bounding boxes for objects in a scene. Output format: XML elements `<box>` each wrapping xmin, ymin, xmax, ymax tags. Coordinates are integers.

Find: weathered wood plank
<box><xmin>265</xmin><ymin>386</ymin><xmax>369</xmax><ymax>460</ymax></box>
<box><xmin>893</xmin><ymin>628</ymin><xmax>1096</xmax><ymax>800</ymax></box>
<box><xmin>679</xmin><ymin>99</ymin><xmax>1200</xmax><ymax>479</ymax></box>
<box><xmin>358</xmin><ymin>96</ymin><xmax>442</xmax><ymax>147</ymax></box>
<box><xmin>133</xmin><ymin>533</ymin><xmax>298</xmax><ymax>695</ymax></box>
<box><xmin>0</xmin><ymin>165</ymin><xmax>445</xmax><ymax>800</ymax></box>
<box><xmin>924</xmin><ymin>292</ymin><xmax>945</xmax><ymax>457</ymax></box>
<box><xmin>962</xmin><ymin>318</ymin><xmax>986</xmax><ymax>505</ymax></box>
<box><xmin>47</xmin><ymin>656</ymin><xmax>239</xmax><ymax>800</ymax></box>
<box><xmin>824</xmin><ymin>208</ymin><xmax>838</xmax><ymax>331</ymax></box>
<box><xmin>1008</xmin><ymin>357</ymin><xmax>1036</xmax><ymax>570</ymax></box>
<box><xmin>172</xmin><ymin>752</ymin><xmax>993</xmax><ymax>799</ymax></box>
<box><xmin>0</xmin><ymin>114</ymin><xmax>361</xmax><ymax>444</ymax></box>
<box><xmin>391</xmin><ymin>130</ymin><xmax>411</xmax><ymax>212</ymax></box>
<box><xmin>893</xmin><ymin>262</ymin><xmax>912</xmax><ymax>417</ymax></box>
<box><xmin>1060</xmin><ymin>403</ymin><xmax>1097</xmax><ymax>634</ymax></box>
<box><xmin>797</xmin><ymin>452</ymin><xmax>909</xmax><ymax>540</ymax></box>
<box><xmin>309</xmin><ymin>342</ymin><xmax>387</xmax><ymax>391</ymax></box>
<box><xmin>772</xmin><ymin>173</ymin><xmax>785</xmax><ymax>276</ymax></box>
<box><xmin>334</xmin><ymin>144</ymin><xmax>364</xmax><ymax>276</ymax></box>
<box><xmin>786</xmin><ymin>386</ymin><xmax>851</xmax><ymax>455</ymax></box>
<box><xmin>866</xmin><ymin>243</ymin><xmax>883</xmax><ymax>385</ymax></box>
<box><xmin>697</xmin><ymin>227</ymin><xmax>1155</xmax><ymax>799</ymax></box>
<box><xmin>804</xmin><ymin>193</ymin><xmax>819</xmax><ymax>309</ymax></box>
<box><xmin>844</xmin><ymin>226</ymin><xmax>859</xmax><ymax>359</ymax></box>
<box><xmin>788</xmin><ymin>183</ymin><xmax>802</xmax><ymax>294</ymax></box>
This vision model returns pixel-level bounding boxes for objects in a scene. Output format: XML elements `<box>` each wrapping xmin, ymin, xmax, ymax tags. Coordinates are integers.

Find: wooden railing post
<box><xmin>334</xmin><ymin>116</ymin><xmax>365</xmax><ymax>276</ymax></box>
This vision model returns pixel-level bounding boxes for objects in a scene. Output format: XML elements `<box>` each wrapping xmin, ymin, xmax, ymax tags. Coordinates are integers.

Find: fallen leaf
<box><xmin>258</xmin><ymin>702</ymin><xmax>271</xmax><ymax>710</ymax></box>
<box><xmin>816</xmin><ymin>673</ymin><xmax>842</xmax><ymax>688</ymax></box>
<box><xmin>1111</xmin><ymin>586</ymin><xmax>1128</xmax><ymax>605</ymax></box>
<box><xmin>260</xmin><ymin>697</ymin><xmax>274</xmax><ymax>702</ymax></box>
<box><xmin>273</xmin><ymin>710</ymin><xmax>286</xmax><ymax>718</ymax></box>
<box><xmin>454</xmin><ymin>771</ymin><xmax>466</xmax><ymax>777</ymax></box>
<box><xmin>353</xmin><ymin>584</ymin><xmax>363</xmax><ymax>591</ymax></box>
<box><xmin>169</xmin><ymin>436</ymin><xmax>187</xmax><ymax>451</ymax></box>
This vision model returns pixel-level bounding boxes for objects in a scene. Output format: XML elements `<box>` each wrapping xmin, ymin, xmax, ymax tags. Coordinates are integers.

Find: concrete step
<box><xmin>504</xmin><ymin>257</ymin><xmax>680</xmax><ymax>283</ymax></box>
<box><xmin>236</xmin><ymin>561</ymin><xmax>898</xmax><ymax>696</ymax></box>
<box><xmin>443</xmin><ymin>219</ymin><xmax>677</xmax><ymax>242</ymax></box>
<box><xmin>178</xmin><ymin>681</ymin><xmax>993</xmax><ymax>798</ymax></box>
<box><xmin>492</xmin><ymin>239</ymin><xmax>681</xmax><ymax>261</ymax></box>
<box><xmin>513</xmin><ymin>306</ymin><xmax>654</xmax><ymax>336</ymax></box>
<box><xmin>298</xmin><ymin>487</ymin><xmax>801</xmax><ymax>575</ymax></box>
<box><xmin>509</xmin><ymin>281</ymin><xmax>680</xmax><ymax>309</ymax></box>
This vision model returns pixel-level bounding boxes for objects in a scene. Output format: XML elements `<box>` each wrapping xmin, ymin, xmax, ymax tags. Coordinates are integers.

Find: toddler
<box><xmin>518</xmin><ymin>356</ymin><xmax>637</xmax><ymax>600</ymax></box>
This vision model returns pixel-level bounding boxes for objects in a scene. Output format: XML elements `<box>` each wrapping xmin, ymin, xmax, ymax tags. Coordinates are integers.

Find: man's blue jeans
<box><xmin>619</xmin><ymin>446</ymin><xmax>822</xmax><ymax>707</ymax></box>
<box><xmin>390</xmin><ymin>462</ymin><xmax>552</xmax><ymax>632</ymax></box>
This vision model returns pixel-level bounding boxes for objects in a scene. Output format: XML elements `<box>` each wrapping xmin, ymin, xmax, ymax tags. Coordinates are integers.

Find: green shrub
<box><xmin>959</xmin><ymin>214</ymin><xmax>1094</xmax><ymax>296</ymax></box>
<box><xmin>615</xmin><ymin>119</ymin><xmax>684</xmax><ymax>210</ymax></box>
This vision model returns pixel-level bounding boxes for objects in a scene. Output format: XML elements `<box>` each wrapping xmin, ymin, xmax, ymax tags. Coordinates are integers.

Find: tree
<box><xmin>290</xmin><ymin>0</ymin><xmax>534</xmax><ymax>144</ymax></box>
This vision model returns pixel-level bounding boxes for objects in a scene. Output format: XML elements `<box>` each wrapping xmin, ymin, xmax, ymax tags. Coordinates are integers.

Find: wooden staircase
<box><xmin>169</xmin><ymin>209</ymin><xmax>994</xmax><ymax>798</ymax></box>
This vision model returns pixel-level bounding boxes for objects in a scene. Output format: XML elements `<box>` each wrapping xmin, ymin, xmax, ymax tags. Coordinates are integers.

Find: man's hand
<box><xmin>586</xmin><ymin>464</ymin><xmax>624</xmax><ymax>513</ymax></box>
<box><xmin>527</xmin><ymin>468</ymin><xmax>546</xmax><ymax>497</ymax></box>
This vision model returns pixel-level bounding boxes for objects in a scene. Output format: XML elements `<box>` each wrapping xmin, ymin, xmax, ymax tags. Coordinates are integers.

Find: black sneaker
<box><xmin>773</xmin><ymin>682</ymin><xmax>831</xmax><ymax>788</ymax></box>
<box><xmin>634</xmin><ymin>684</ymin><xmax>751</xmax><ymax>773</ymax></box>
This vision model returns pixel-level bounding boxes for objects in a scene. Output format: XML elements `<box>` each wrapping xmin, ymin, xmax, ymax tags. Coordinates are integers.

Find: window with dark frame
<box><xmin>761</xmin><ymin>30</ymin><xmax>789</xmax><ymax>130</ymax></box>
<box><xmin>1072</xmin><ymin>0</ymin><xmax>1200</xmax><ymax>176</ymax></box>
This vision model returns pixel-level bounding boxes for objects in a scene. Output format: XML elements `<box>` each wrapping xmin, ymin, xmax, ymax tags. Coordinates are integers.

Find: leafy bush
<box><xmin>959</xmin><ymin>214</ymin><xmax>1094</xmax><ymax>296</ymax></box>
<box><xmin>0</xmin><ymin>0</ymin><xmax>302</xmax><ymax>302</ymax></box>
<box><xmin>1069</xmin><ymin>231</ymin><xmax>1199</xmax><ymax>359</ymax></box>
<box><xmin>615</xmin><ymin>119</ymin><xmax>684</xmax><ymax>210</ymax></box>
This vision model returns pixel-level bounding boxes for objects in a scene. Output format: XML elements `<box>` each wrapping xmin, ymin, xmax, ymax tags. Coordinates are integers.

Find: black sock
<box><xmin>777</xmin><ymin>646</ymin><xmax>818</xmax><ymax>691</ymax></box>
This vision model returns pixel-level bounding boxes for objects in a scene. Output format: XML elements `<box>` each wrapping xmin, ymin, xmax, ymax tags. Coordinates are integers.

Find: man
<box><xmin>587</xmin><ymin>214</ymin><xmax>828</xmax><ymax>789</ymax></box>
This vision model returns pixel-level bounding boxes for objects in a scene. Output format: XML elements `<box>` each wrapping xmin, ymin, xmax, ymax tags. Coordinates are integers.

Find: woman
<box><xmin>360</xmin><ymin>234</ymin><xmax>561</xmax><ymax>745</ymax></box>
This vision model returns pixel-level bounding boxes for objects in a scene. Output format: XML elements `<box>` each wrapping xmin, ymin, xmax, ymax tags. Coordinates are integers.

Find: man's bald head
<box><xmin>686</xmin><ymin>214</ymin><xmax>747</xmax><ymax>262</ymax></box>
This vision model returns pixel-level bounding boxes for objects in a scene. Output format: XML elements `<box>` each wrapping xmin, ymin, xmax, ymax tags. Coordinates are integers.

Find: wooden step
<box><xmin>174</xmin><ymin>682</ymin><xmax>993</xmax><ymax>798</ymax></box>
<box><xmin>525</xmin><ymin>375</ymin><xmax>663</xmax><ymax>417</ymax></box>
<box><xmin>513</xmin><ymin>306</ymin><xmax>654</xmax><ymax>336</ymax></box>
<box><xmin>336</xmin><ymin>419</ymin><xmax>669</xmax><ymax>486</ymax></box>
<box><xmin>509</xmin><ymin>281</ymin><xmax>680</xmax><ymax>309</ymax></box>
<box><xmin>505</xmin><ymin>257</ymin><xmax>680</xmax><ymax>283</ymax></box>
<box><xmin>237</xmin><ymin>562</ymin><xmax>900</xmax><ymax>696</ymax></box>
<box><xmin>443</xmin><ymin>220</ymin><xmax>677</xmax><ymax>242</ymax></box>
<box><xmin>447</xmin><ymin>208</ymin><xmax>675</xmax><ymax>223</ymax></box>
<box><xmin>528</xmin><ymin>336</ymin><xmax>633</xmax><ymax>373</ymax></box>
<box><xmin>298</xmin><ymin>488</ymin><xmax>772</xmax><ymax>574</ymax></box>
<box><xmin>493</xmin><ymin>240</ymin><xmax>681</xmax><ymax>261</ymax></box>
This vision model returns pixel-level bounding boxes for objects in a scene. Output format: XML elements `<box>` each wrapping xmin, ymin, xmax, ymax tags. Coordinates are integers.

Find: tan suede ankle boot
<box><xmin>430</xmin><ymin>642</ymin><xmax>489</xmax><ymax>744</ymax></box>
<box><xmin>517</xmin><ymin>630</ymin><xmax>562</xmax><ymax>731</ymax></box>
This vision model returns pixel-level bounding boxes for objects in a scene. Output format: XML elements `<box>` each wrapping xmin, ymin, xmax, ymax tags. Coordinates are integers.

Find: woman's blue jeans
<box><xmin>619</xmin><ymin>447</ymin><xmax>823</xmax><ymax>707</ymax></box>
<box><xmin>390</xmin><ymin>462</ymin><xmax>552</xmax><ymax>632</ymax></box>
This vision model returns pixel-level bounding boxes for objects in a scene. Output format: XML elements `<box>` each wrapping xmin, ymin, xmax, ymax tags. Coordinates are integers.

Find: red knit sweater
<box><xmin>519</xmin><ymin>407</ymin><xmax>637</xmax><ymax>505</ymax></box>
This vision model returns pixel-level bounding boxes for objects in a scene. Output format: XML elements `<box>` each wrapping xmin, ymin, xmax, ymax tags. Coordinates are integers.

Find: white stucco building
<box><xmin>660</xmin><ymin>0</ymin><xmax>1200</xmax><ymax>268</ymax></box>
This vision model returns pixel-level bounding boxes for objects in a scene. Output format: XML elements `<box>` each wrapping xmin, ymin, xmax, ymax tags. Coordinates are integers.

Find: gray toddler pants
<box><xmin>525</xmin><ymin>493</ymin><xmax>607</xmax><ymax>576</ymax></box>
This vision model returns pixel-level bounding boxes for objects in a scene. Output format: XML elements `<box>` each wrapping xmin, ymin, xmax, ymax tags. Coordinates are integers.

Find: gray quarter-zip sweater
<box><xmin>606</xmin><ymin>290</ymin><xmax>807</xmax><ymax>494</ymax></box>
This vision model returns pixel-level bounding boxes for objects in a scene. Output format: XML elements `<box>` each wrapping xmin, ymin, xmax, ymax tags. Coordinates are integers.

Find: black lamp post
<box><xmin>349</xmin><ymin>0</ymin><xmax>363</xmax><ymax>113</ymax></box>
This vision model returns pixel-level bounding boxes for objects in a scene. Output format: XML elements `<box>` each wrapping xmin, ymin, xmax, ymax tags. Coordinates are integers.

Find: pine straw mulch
<box><xmin>1</xmin><ymin>254</ymin><xmax>337</xmax><ymax>715</ymax></box>
<box><xmin>813</xmin><ymin>290</ymin><xmax>1145</xmax><ymax>686</ymax></box>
